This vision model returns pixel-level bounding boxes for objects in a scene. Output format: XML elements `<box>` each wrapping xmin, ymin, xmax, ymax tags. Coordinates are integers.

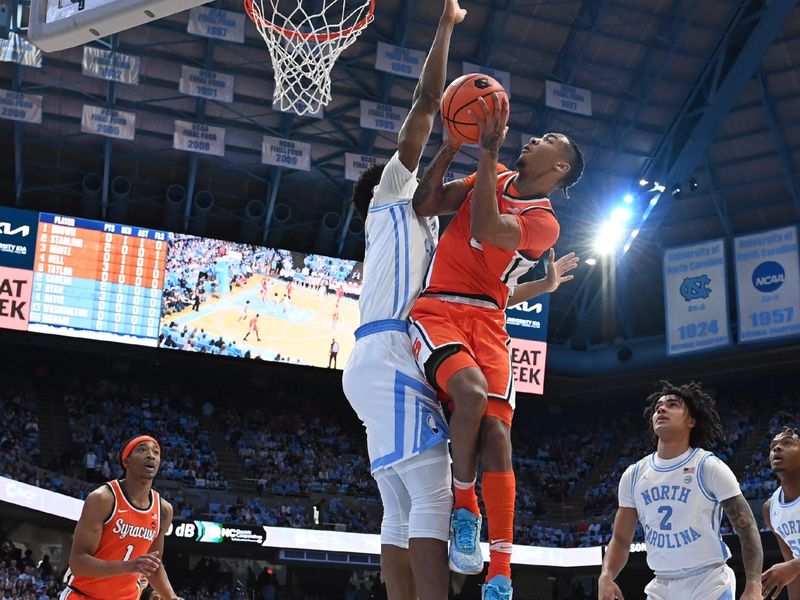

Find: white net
<box><xmin>246</xmin><ymin>0</ymin><xmax>375</xmax><ymax>116</ymax></box>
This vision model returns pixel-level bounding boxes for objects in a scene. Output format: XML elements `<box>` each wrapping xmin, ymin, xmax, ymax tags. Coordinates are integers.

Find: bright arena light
<box><xmin>585</xmin><ymin>258</ymin><xmax>597</xmax><ymax>266</ymax></box>
<box><xmin>594</xmin><ymin>220</ymin><xmax>626</xmax><ymax>255</ymax></box>
<box><xmin>639</xmin><ymin>179</ymin><xmax>649</xmax><ymax>186</ymax></box>
<box><xmin>611</xmin><ymin>207</ymin><xmax>632</xmax><ymax>222</ymax></box>
<box><xmin>623</xmin><ymin>194</ymin><xmax>634</xmax><ymax>204</ymax></box>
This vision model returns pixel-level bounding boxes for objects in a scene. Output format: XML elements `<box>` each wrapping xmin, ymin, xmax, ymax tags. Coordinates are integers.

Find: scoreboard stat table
<box><xmin>28</xmin><ymin>213</ymin><xmax>170</xmax><ymax>345</ymax></box>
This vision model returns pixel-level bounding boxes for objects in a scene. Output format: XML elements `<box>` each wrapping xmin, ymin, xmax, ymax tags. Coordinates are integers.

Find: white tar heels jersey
<box><xmin>343</xmin><ymin>151</ymin><xmax>447</xmax><ymax>473</ymax></box>
<box><xmin>358</xmin><ymin>152</ymin><xmax>439</xmax><ymax>323</ymax></box>
<box><xmin>619</xmin><ymin>447</ymin><xmax>741</xmax><ymax>577</ymax></box>
<box><xmin>769</xmin><ymin>487</ymin><xmax>800</xmax><ymax>558</ymax></box>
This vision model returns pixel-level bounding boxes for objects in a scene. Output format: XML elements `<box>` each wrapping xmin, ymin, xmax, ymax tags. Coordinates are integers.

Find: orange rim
<box><xmin>244</xmin><ymin>0</ymin><xmax>375</xmax><ymax>42</ymax></box>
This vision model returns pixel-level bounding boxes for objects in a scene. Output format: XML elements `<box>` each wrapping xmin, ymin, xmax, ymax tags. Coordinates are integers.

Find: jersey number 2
<box><xmin>657</xmin><ymin>505</ymin><xmax>673</xmax><ymax>530</ymax></box>
<box><xmin>123</xmin><ymin>544</ymin><xmax>134</xmax><ymax>561</ymax></box>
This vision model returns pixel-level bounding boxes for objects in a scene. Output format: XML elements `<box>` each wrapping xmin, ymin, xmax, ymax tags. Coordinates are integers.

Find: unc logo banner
<box><xmin>663</xmin><ymin>239</ymin><xmax>731</xmax><ymax>356</ymax></box>
<box><xmin>734</xmin><ymin>226</ymin><xmax>800</xmax><ymax>344</ymax></box>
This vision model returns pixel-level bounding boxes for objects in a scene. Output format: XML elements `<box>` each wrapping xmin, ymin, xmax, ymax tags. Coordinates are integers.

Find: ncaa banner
<box><xmin>345</xmin><ymin>153</ymin><xmax>382</xmax><ymax>182</ymax></box>
<box><xmin>360</xmin><ymin>100</ymin><xmax>409</xmax><ymax>134</ymax></box>
<box><xmin>262</xmin><ymin>136</ymin><xmax>311</xmax><ymax>171</ymax></box>
<box><xmin>663</xmin><ymin>239</ymin><xmax>731</xmax><ymax>356</ymax></box>
<box><xmin>462</xmin><ymin>62</ymin><xmax>512</xmax><ymax>97</ymax></box>
<box><xmin>374</xmin><ymin>42</ymin><xmax>424</xmax><ymax>79</ymax></box>
<box><xmin>734</xmin><ymin>226</ymin><xmax>800</xmax><ymax>343</ymax></box>
<box><xmin>0</xmin><ymin>89</ymin><xmax>42</xmax><ymax>124</ymax></box>
<box><xmin>0</xmin><ymin>32</ymin><xmax>43</xmax><ymax>68</ymax></box>
<box><xmin>81</xmin><ymin>105</ymin><xmax>136</xmax><ymax>140</ymax></box>
<box><xmin>179</xmin><ymin>66</ymin><xmax>235</xmax><ymax>104</ymax></box>
<box><xmin>507</xmin><ymin>293</ymin><xmax>550</xmax><ymax>395</ymax></box>
<box><xmin>173</xmin><ymin>120</ymin><xmax>225</xmax><ymax>157</ymax></box>
<box><xmin>187</xmin><ymin>7</ymin><xmax>245</xmax><ymax>43</ymax></box>
<box><xmin>82</xmin><ymin>47</ymin><xmax>140</xmax><ymax>85</ymax></box>
<box><xmin>545</xmin><ymin>80</ymin><xmax>593</xmax><ymax>117</ymax></box>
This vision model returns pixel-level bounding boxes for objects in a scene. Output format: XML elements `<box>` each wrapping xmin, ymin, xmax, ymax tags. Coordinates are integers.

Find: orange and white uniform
<box><xmin>62</xmin><ymin>480</ymin><xmax>161</xmax><ymax>600</ymax></box>
<box><xmin>409</xmin><ymin>168</ymin><xmax>559</xmax><ymax>424</ymax></box>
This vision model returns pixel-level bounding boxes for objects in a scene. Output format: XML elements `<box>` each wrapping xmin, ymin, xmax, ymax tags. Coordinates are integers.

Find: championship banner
<box><xmin>81</xmin><ymin>47</ymin><xmax>140</xmax><ymax>85</ymax></box>
<box><xmin>663</xmin><ymin>239</ymin><xmax>731</xmax><ymax>356</ymax></box>
<box><xmin>545</xmin><ymin>80</ymin><xmax>593</xmax><ymax>117</ymax></box>
<box><xmin>81</xmin><ymin>105</ymin><xmax>136</xmax><ymax>141</ymax></box>
<box><xmin>734</xmin><ymin>226</ymin><xmax>800</xmax><ymax>344</ymax></box>
<box><xmin>187</xmin><ymin>7</ymin><xmax>245</xmax><ymax>43</ymax></box>
<box><xmin>0</xmin><ymin>32</ymin><xmax>43</xmax><ymax>68</ymax></box>
<box><xmin>462</xmin><ymin>62</ymin><xmax>512</xmax><ymax>97</ymax></box>
<box><xmin>374</xmin><ymin>42</ymin><xmax>424</xmax><ymax>79</ymax></box>
<box><xmin>173</xmin><ymin>120</ymin><xmax>225</xmax><ymax>157</ymax></box>
<box><xmin>0</xmin><ymin>89</ymin><xmax>43</xmax><ymax>124</ymax></box>
<box><xmin>344</xmin><ymin>153</ymin><xmax>382</xmax><ymax>182</ymax></box>
<box><xmin>262</xmin><ymin>136</ymin><xmax>311</xmax><ymax>171</ymax></box>
<box><xmin>507</xmin><ymin>293</ymin><xmax>549</xmax><ymax>394</ymax></box>
<box><xmin>359</xmin><ymin>100</ymin><xmax>409</xmax><ymax>134</ymax></box>
<box><xmin>0</xmin><ymin>206</ymin><xmax>39</xmax><ymax>269</ymax></box>
<box><xmin>179</xmin><ymin>66</ymin><xmax>235</xmax><ymax>104</ymax></box>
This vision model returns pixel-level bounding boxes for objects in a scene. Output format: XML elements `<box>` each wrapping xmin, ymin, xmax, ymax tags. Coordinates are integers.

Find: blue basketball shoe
<box><xmin>448</xmin><ymin>508</ymin><xmax>483</xmax><ymax>574</ymax></box>
<box><xmin>482</xmin><ymin>575</ymin><xmax>513</xmax><ymax>600</ymax></box>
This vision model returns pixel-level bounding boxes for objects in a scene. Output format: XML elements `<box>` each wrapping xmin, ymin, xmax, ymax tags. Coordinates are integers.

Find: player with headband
<box><xmin>60</xmin><ymin>435</ymin><xmax>183</xmax><ymax>600</ymax></box>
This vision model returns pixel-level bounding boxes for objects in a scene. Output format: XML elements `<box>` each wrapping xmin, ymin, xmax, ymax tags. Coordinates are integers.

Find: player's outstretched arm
<box><xmin>598</xmin><ymin>507</ymin><xmax>637</xmax><ymax>600</ymax></box>
<box><xmin>146</xmin><ymin>499</ymin><xmax>183</xmax><ymax>600</ymax></box>
<box><xmin>412</xmin><ymin>141</ymin><xmax>470</xmax><ymax>216</ymax></box>
<box><xmin>720</xmin><ymin>494</ymin><xmax>763</xmax><ymax>600</ymax></box>
<box><xmin>397</xmin><ymin>0</ymin><xmax>466</xmax><ymax>172</ymax></box>
<box><xmin>762</xmin><ymin>500</ymin><xmax>800</xmax><ymax>600</ymax></box>
<box><xmin>69</xmin><ymin>487</ymin><xmax>161</xmax><ymax>579</ymax></box>
<box><xmin>508</xmin><ymin>249</ymin><xmax>578</xmax><ymax>306</ymax></box>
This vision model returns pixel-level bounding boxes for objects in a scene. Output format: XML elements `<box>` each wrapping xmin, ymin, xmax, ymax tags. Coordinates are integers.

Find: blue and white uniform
<box><xmin>768</xmin><ymin>486</ymin><xmax>800</xmax><ymax>558</ymax></box>
<box><xmin>619</xmin><ymin>447</ymin><xmax>741</xmax><ymax>600</ymax></box>
<box><xmin>342</xmin><ymin>151</ymin><xmax>451</xmax><ymax>548</ymax></box>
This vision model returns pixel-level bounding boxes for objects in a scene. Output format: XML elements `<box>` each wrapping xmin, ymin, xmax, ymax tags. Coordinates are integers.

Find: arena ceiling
<box><xmin>1</xmin><ymin>0</ymin><xmax>799</xmax><ymax>351</ymax></box>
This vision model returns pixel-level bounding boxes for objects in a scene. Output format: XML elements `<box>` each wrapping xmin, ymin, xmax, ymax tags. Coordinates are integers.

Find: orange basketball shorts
<box><xmin>409</xmin><ymin>296</ymin><xmax>514</xmax><ymax>425</ymax></box>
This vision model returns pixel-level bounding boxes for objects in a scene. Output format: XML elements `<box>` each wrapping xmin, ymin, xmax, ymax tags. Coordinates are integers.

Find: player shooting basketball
<box><xmin>407</xmin><ymin>84</ymin><xmax>583</xmax><ymax>598</ymax></box>
<box><xmin>60</xmin><ymin>436</ymin><xmax>182</xmax><ymax>600</ymax></box>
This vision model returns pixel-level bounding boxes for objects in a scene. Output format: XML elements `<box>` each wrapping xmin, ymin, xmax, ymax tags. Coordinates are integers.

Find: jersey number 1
<box><xmin>123</xmin><ymin>544</ymin><xmax>134</xmax><ymax>561</ymax></box>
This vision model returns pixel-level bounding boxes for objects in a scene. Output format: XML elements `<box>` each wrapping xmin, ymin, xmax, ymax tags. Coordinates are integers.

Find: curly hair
<box><xmin>351</xmin><ymin>163</ymin><xmax>386</xmax><ymax>221</ymax></box>
<box><xmin>643</xmin><ymin>380</ymin><xmax>723</xmax><ymax>449</ymax></box>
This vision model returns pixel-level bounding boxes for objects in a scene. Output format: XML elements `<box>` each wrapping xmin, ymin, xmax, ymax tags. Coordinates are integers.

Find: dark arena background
<box><xmin>1</xmin><ymin>0</ymin><xmax>800</xmax><ymax>598</ymax></box>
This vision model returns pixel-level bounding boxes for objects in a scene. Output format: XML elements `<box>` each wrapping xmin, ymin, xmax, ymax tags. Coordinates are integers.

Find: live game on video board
<box><xmin>158</xmin><ymin>234</ymin><xmax>362</xmax><ymax>369</ymax></box>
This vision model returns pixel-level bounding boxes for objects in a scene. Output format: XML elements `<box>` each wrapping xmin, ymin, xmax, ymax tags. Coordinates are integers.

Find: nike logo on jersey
<box><xmin>118</xmin><ymin>509</ymin><xmax>128</xmax><ymax>513</ymax></box>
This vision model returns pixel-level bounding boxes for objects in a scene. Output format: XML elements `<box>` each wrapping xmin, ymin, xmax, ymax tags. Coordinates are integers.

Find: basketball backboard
<box><xmin>27</xmin><ymin>0</ymin><xmax>212</xmax><ymax>52</ymax></box>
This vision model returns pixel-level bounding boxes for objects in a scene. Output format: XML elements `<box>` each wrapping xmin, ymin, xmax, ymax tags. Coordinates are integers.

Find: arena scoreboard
<box><xmin>27</xmin><ymin>213</ymin><xmax>170</xmax><ymax>346</ymax></box>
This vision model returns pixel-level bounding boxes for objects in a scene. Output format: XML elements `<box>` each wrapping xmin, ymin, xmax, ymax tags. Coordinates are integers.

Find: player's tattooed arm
<box><xmin>721</xmin><ymin>494</ymin><xmax>763</xmax><ymax>595</ymax></box>
<box><xmin>412</xmin><ymin>142</ymin><xmax>469</xmax><ymax>216</ymax></box>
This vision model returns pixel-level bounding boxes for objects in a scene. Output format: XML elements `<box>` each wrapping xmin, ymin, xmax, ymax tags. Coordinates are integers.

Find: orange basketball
<box><xmin>441</xmin><ymin>73</ymin><xmax>507</xmax><ymax>145</ymax></box>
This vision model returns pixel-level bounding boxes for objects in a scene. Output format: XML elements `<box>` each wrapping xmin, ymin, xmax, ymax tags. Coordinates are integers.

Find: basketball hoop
<box><xmin>245</xmin><ymin>0</ymin><xmax>375</xmax><ymax>116</ymax></box>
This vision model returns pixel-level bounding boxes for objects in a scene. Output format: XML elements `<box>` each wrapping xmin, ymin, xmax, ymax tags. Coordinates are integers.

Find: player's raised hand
<box><xmin>544</xmin><ymin>248</ymin><xmax>579</xmax><ymax>293</ymax></box>
<box><xmin>127</xmin><ymin>551</ymin><xmax>161</xmax><ymax>577</ymax></box>
<box><xmin>762</xmin><ymin>561</ymin><xmax>800</xmax><ymax>599</ymax></box>
<box><xmin>470</xmin><ymin>92</ymin><xmax>509</xmax><ymax>156</ymax></box>
<box><xmin>597</xmin><ymin>575</ymin><xmax>624</xmax><ymax>600</ymax></box>
<box><xmin>443</xmin><ymin>0</ymin><xmax>467</xmax><ymax>24</ymax></box>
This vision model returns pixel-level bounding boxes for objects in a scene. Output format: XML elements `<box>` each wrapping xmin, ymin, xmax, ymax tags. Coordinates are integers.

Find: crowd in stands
<box><xmin>222</xmin><ymin>405</ymin><xmax>379</xmax><ymax>504</ymax></box>
<box><xmin>4</xmin><ymin>369</ymin><xmax>797</xmax><ymax>552</ymax></box>
<box><xmin>65</xmin><ymin>379</ymin><xmax>226</xmax><ymax>490</ymax></box>
<box><xmin>0</xmin><ymin>543</ymin><xmax>61</xmax><ymax>600</ymax></box>
<box><xmin>741</xmin><ymin>393</ymin><xmax>800</xmax><ymax>499</ymax></box>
